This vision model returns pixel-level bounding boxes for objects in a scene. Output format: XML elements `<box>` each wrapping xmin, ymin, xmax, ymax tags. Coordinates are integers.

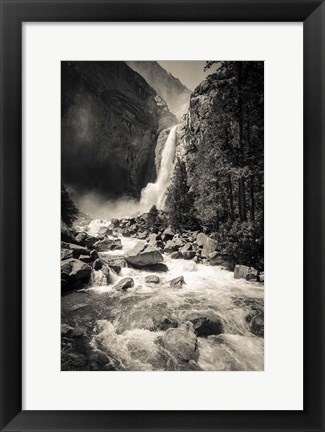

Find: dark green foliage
<box><xmin>61</xmin><ymin>183</ymin><xmax>79</xmax><ymax>226</ymax></box>
<box><xmin>165</xmin><ymin>159</ymin><xmax>199</xmax><ymax>231</ymax></box>
<box><xmin>147</xmin><ymin>205</ymin><xmax>160</xmax><ymax>232</ymax></box>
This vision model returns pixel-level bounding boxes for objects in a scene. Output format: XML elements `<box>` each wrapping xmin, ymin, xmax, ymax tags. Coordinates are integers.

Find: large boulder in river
<box><xmin>114</xmin><ymin>277</ymin><xmax>134</xmax><ymax>291</ymax></box>
<box><xmin>75</xmin><ymin>231</ymin><xmax>98</xmax><ymax>248</ymax></box>
<box><xmin>191</xmin><ymin>316</ymin><xmax>224</xmax><ymax>337</ymax></box>
<box><xmin>125</xmin><ymin>242</ymin><xmax>163</xmax><ymax>267</ymax></box>
<box><xmin>61</xmin><ymin>258</ymin><xmax>91</xmax><ymax>290</ymax></box>
<box><xmin>182</xmin><ymin>251</ymin><xmax>196</xmax><ymax>260</ymax></box>
<box><xmin>160</xmin><ymin>322</ymin><xmax>198</xmax><ymax>362</ymax></box>
<box><xmin>93</xmin><ymin>237</ymin><xmax>122</xmax><ymax>252</ymax></box>
<box><xmin>209</xmin><ymin>252</ymin><xmax>235</xmax><ymax>270</ymax></box>
<box><xmin>234</xmin><ymin>265</ymin><xmax>258</xmax><ymax>281</ymax></box>
<box><xmin>61</xmin><ymin>242</ymin><xmax>90</xmax><ymax>259</ymax></box>
<box><xmin>145</xmin><ymin>275</ymin><xmax>160</xmax><ymax>284</ymax></box>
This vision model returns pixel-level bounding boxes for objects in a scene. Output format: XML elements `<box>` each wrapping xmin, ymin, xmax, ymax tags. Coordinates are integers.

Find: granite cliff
<box><xmin>61</xmin><ymin>61</ymin><xmax>177</xmax><ymax>199</ymax></box>
<box><xmin>126</xmin><ymin>61</ymin><xmax>191</xmax><ymax>119</ymax></box>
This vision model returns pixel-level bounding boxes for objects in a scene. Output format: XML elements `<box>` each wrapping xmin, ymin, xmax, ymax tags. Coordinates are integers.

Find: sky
<box><xmin>158</xmin><ymin>61</ymin><xmax>218</xmax><ymax>90</ymax></box>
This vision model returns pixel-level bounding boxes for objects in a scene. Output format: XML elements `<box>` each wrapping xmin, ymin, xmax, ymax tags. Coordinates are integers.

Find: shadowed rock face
<box><xmin>126</xmin><ymin>61</ymin><xmax>191</xmax><ymax>119</ymax></box>
<box><xmin>61</xmin><ymin>61</ymin><xmax>176</xmax><ymax>199</ymax></box>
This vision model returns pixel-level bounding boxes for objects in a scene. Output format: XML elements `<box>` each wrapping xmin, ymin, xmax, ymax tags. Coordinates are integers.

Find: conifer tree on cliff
<box><xmin>166</xmin><ymin>158</ymin><xmax>198</xmax><ymax>231</ymax></box>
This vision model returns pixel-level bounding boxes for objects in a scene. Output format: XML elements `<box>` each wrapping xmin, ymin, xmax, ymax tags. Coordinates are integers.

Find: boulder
<box><xmin>90</xmin><ymin>249</ymin><xmax>99</xmax><ymax>260</ymax></box>
<box><xmin>142</xmin><ymin>263</ymin><xmax>169</xmax><ymax>272</ymax></box>
<box><xmin>196</xmin><ymin>232</ymin><xmax>208</xmax><ymax>246</ymax></box>
<box><xmin>160</xmin><ymin>322</ymin><xmax>198</xmax><ymax>361</ymax></box>
<box><xmin>234</xmin><ymin>265</ymin><xmax>259</xmax><ymax>281</ymax></box>
<box><xmin>170</xmin><ymin>276</ymin><xmax>185</xmax><ymax>289</ymax></box>
<box><xmin>61</xmin><ymin>222</ymin><xmax>76</xmax><ymax>244</ymax></box>
<box><xmin>170</xmin><ymin>251</ymin><xmax>183</xmax><ymax>259</ymax></box>
<box><xmin>93</xmin><ymin>237</ymin><xmax>122</xmax><ymax>252</ymax></box>
<box><xmin>162</xmin><ymin>227</ymin><xmax>175</xmax><ymax>241</ymax></box>
<box><xmin>191</xmin><ymin>316</ymin><xmax>224</xmax><ymax>337</ymax></box>
<box><xmin>125</xmin><ymin>242</ymin><xmax>163</xmax><ymax>267</ymax></box>
<box><xmin>182</xmin><ymin>251</ymin><xmax>196</xmax><ymax>260</ymax></box>
<box><xmin>75</xmin><ymin>232</ymin><xmax>98</xmax><ymax>248</ymax></box>
<box><xmin>259</xmin><ymin>272</ymin><xmax>264</xmax><ymax>283</ymax></box>
<box><xmin>145</xmin><ymin>275</ymin><xmax>160</xmax><ymax>284</ymax></box>
<box><xmin>114</xmin><ymin>277</ymin><xmax>134</xmax><ymax>291</ymax></box>
<box><xmin>97</xmin><ymin>226</ymin><xmax>113</xmax><ymax>236</ymax></box>
<box><xmin>180</xmin><ymin>243</ymin><xmax>192</xmax><ymax>253</ymax></box>
<box><xmin>202</xmin><ymin>237</ymin><xmax>218</xmax><ymax>257</ymax></box>
<box><xmin>110</xmin><ymin>218</ymin><xmax>120</xmax><ymax>227</ymax></box>
<box><xmin>209</xmin><ymin>252</ymin><xmax>235</xmax><ymax>270</ymax></box>
<box><xmin>137</xmin><ymin>231</ymin><xmax>148</xmax><ymax>240</ymax></box>
<box><xmin>61</xmin><ymin>248</ymin><xmax>73</xmax><ymax>260</ymax></box>
<box><xmin>79</xmin><ymin>255</ymin><xmax>92</xmax><ymax>264</ymax></box>
<box><xmin>93</xmin><ymin>258</ymin><xmax>103</xmax><ymax>270</ymax></box>
<box><xmin>246</xmin><ymin>312</ymin><xmax>264</xmax><ymax>337</ymax></box>
<box><xmin>61</xmin><ymin>258</ymin><xmax>92</xmax><ymax>289</ymax></box>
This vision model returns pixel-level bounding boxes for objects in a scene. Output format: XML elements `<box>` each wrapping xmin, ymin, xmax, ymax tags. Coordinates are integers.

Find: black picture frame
<box><xmin>0</xmin><ymin>0</ymin><xmax>324</xmax><ymax>431</ymax></box>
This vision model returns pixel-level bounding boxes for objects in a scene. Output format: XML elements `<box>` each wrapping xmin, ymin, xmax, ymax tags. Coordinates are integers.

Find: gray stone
<box><xmin>170</xmin><ymin>275</ymin><xmax>185</xmax><ymax>289</ymax></box>
<box><xmin>145</xmin><ymin>275</ymin><xmax>160</xmax><ymax>284</ymax></box>
<box><xmin>125</xmin><ymin>242</ymin><xmax>163</xmax><ymax>267</ymax></box>
<box><xmin>114</xmin><ymin>277</ymin><xmax>134</xmax><ymax>290</ymax></box>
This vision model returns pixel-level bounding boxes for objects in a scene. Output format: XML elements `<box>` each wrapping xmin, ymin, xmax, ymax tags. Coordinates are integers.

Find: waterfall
<box><xmin>140</xmin><ymin>125</ymin><xmax>178</xmax><ymax>210</ymax></box>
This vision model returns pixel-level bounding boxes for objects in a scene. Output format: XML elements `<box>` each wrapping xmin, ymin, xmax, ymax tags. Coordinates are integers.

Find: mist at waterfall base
<box><xmin>77</xmin><ymin>126</ymin><xmax>178</xmax><ymax>220</ymax></box>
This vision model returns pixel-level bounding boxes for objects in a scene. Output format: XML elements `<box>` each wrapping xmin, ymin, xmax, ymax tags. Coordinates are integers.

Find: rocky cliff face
<box><xmin>175</xmin><ymin>73</ymin><xmax>220</xmax><ymax>167</ymax></box>
<box><xmin>126</xmin><ymin>61</ymin><xmax>191</xmax><ymax>120</ymax></box>
<box><xmin>61</xmin><ymin>61</ymin><xmax>177</xmax><ymax>199</ymax></box>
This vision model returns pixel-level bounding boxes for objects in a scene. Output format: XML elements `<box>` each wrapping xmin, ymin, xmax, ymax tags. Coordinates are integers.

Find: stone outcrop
<box><xmin>61</xmin><ymin>61</ymin><xmax>176</xmax><ymax>198</ymax></box>
<box><xmin>126</xmin><ymin>61</ymin><xmax>191</xmax><ymax>119</ymax></box>
<box><xmin>159</xmin><ymin>322</ymin><xmax>198</xmax><ymax>362</ymax></box>
<box><xmin>125</xmin><ymin>242</ymin><xmax>164</xmax><ymax>267</ymax></box>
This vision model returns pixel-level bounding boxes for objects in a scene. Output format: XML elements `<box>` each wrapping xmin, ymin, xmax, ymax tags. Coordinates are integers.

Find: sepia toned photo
<box><xmin>61</xmin><ymin>60</ymin><xmax>264</xmax><ymax>371</ymax></box>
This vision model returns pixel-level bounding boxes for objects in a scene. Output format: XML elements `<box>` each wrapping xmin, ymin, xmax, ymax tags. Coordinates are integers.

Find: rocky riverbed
<box><xmin>61</xmin><ymin>215</ymin><xmax>264</xmax><ymax>371</ymax></box>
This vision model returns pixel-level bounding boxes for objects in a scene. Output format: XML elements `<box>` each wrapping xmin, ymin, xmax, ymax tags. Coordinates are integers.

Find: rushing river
<box><xmin>62</xmin><ymin>219</ymin><xmax>264</xmax><ymax>372</ymax></box>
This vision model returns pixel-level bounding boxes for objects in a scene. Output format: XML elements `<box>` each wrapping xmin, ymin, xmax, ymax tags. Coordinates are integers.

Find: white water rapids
<box><xmin>67</xmin><ymin>220</ymin><xmax>264</xmax><ymax>371</ymax></box>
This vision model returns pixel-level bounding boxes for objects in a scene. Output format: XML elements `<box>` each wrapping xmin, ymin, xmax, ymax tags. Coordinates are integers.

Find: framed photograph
<box><xmin>0</xmin><ymin>0</ymin><xmax>324</xmax><ymax>431</ymax></box>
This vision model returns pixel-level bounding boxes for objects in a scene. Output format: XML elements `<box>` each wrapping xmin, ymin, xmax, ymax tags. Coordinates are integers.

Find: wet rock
<box><xmin>61</xmin><ymin>222</ymin><xmax>76</xmax><ymax>243</ymax></box>
<box><xmin>137</xmin><ymin>231</ymin><xmax>148</xmax><ymax>240</ymax></box>
<box><xmin>114</xmin><ymin>277</ymin><xmax>134</xmax><ymax>290</ymax></box>
<box><xmin>247</xmin><ymin>312</ymin><xmax>264</xmax><ymax>337</ymax></box>
<box><xmin>170</xmin><ymin>275</ymin><xmax>185</xmax><ymax>288</ymax></box>
<box><xmin>61</xmin><ymin>248</ymin><xmax>73</xmax><ymax>260</ymax></box>
<box><xmin>125</xmin><ymin>242</ymin><xmax>163</xmax><ymax>267</ymax></box>
<box><xmin>61</xmin><ymin>258</ymin><xmax>92</xmax><ymax>290</ymax></box>
<box><xmin>97</xmin><ymin>226</ymin><xmax>113</xmax><ymax>236</ymax></box>
<box><xmin>160</xmin><ymin>322</ymin><xmax>198</xmax><ymax>361</ymax></box>
<box><xmin>191</xmin><ymin>317</ymin><xmax>224</xmax><ymax>337</ymax></box>
<box><xmin>93</xmin><ymin>258</ymin><xmax>103</xmax><ymax>270</ymax></box>
<box><xmin>79</xmin><ymin>255</ymin><xmax>92</xmax><ymax>264</ymax></box>
<box><xmin>162</xmin><ymin>227</ymin><xmax>175</xmax><ymax>241</ymax></box>
<box><xmin>259</xmin><ymin>272</ymin><xmax>264</xmax><ymax>283</ymax></box>
<box><xmin>110</xmin><ymin>218</ymin><xmax>119</xmax><ymax>227</ymax></box>
<box><xmin>93</xmin><ymin>237</ymin><xmax>122</xmax><ymax>252</ymax></box>
<box><xmin>142</xmin><ymin>263</ymin><xmax>169</xmax><ymax>272</ymax></box>
<box><xmin>202</xmin><ymin>238</ymin><xmax>218</xmax><ymax>257</ymax></box>
<box><xmin>170</xmin><ymin>251</ymin><xmax>183</xmax><ymax>259</ymax></box>
<box><xmin>209</xmin><ymin>252</ymin><xmax>235</xmax><ymax>270</ymax></box>
<box><xmin>145</xmin><ymin>275</ymin><xmax>160</xmax><ymax>284</ymax></box>
<box><xmin>61</xmin><ymin>242</ymin><xmax>90</xmax><ymax>259</ymax></box>
<box><xmin>234</xmin><ymin>265</ymin><xmax>258</xmax><ymax>281</ymax></box>
<box><xmin>90</xmin><ymin>249</ymin><xmax>99</xmax><ymax>260</ymax></box>
<box><xmin>103</xmin><ymin>255</ymin><xmax>127</xmax><ymax>269</ymax></box>
<box><xmin>196</xmin><ymin>232</ymin><xmax>208</xmax><ymax>246</ymax></box>
<box><xmin>75</xmin><ymin>232</ymin><xmax>98</xmax><ymax>248</ymax></box>
<box><xmin>182</xmin><ymin>251</ymin><xmax>196</xmax><ymax>260</ymax></box>
<box><xmin>180</xmin><ymin>243</ymin><xmax>192</xmax><ymax>253</ymax></box>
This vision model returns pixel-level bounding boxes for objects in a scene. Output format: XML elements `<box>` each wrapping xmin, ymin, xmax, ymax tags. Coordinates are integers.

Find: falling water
<box><xmin>140</xmin><ymin>125</ymin><xmax>178</xmax><ymax>210</ymax></box>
